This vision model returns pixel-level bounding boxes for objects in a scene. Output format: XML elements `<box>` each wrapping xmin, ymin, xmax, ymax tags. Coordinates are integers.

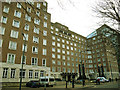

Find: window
<box><xmin>57</xmin><ymin>43</ymin><xmax>60</xmax><ymax>47</ymax></box>
<box><xmin>42</xmin><ymin>59</ymin><xmax>46</xmax><ymax>66</ymax></box>
<box><xmin>32</xmin><ymin>46</ymin><xmax>38</xmax><ymax>54</ymax></box>
<box><xmin>67</xmin><ymin>56</ymin><xmax>70</xmax><ymax>60</ymax></box>
<box><xmin>43</xmin><ymin>22</ymin><xmax>47</xmax><ymax>27</ymax></box>
<box><xmin>57</xmin><ymin>55</ymin><xmax>61</xmax><ymax>59</ymax></box>
<box><xmin>7</xmin><ymin>53</ymin><xmax>15</xmax><ymax>63</ymax></box>
<box><xmin>52</xmin><ymin>54</ymin><xmax>55</xmax><ymax>58</ymax></box>
<box><xmin>62</xmin><ymin>55</ymin><xmax>65</xmax><ymax>60</ymax></box>
<box><xmin>19</xmin><ymin>69</ymin><xmax>25</xmax><ymax>78</ymax></box>
<box><xmin>57</xmin><ymin>67</ymin><xmax>61</xmax><ymax>72</ymax></box>
<box><xmin>10</xmin><ymin>30</ymin><xmax>18</xmax><ymax>38</ymax></box>
<box><xmin>57</xmin><ymin>49</ymin><xmax>60</xmax><ymax>53</ymax></box>
<box><xmin>17</xmin><ymin>3</ymin><xmax>21</xmax><ymax>8</ymax></box>
<box><xmin>0</xmin><ymin>39</ymin><xmax>3</xmax><ymax>47</ymax></box>
<box><xmin>43</xmin><ymin>30</ymin><xmax>47</xmax><ymax>36</ymax></box>
<box><xmin>51</xmin><ymin>26</ymin><xmax>54</xmax><ymax>30</ymax></box>
<box><xmin>0</xmin><ymin>26</ymin><xmax>5</xmax><ymax>35</ymax></box>
<box><xmin>36</xmin><ymin>11</ymin><xmax>40</xmax><ymax>16</ymax></box>
<box><xmin>1</xmin><ymin>16</ymin><xmax>7</xmax><ymax>24</ymax></box>
<box><xmin>3</xmin><ymin>6</ymin><xmax>9</xmax><ymax>13</ymax></box>
<box><xmin>71</xmin><ymin>47</ymin><xmax>73</xmax><ymax>50</ymax></box>
<box><xmin>29</xmin><ymin>70</ymin><xmax>33</xmax><ymax>78</ymax></box>
<box><xmin>14</xmin><ymin>10</ymin><xmax>21</xmax><ymax>18</ymax></box>
<box><xmin>52</xmin><ymin>67</ymin><xmax>55</xmax><ymax>72</ymax></box>
<box><xmin>67</xmin><ymin>62</ymin><xmax>70</xmax><ymax>66</ymax></box>
<box><xmin>52</xmin><ymin>48</ymin><xmax>55</xmax><ymax>52</ymax></box>
<box><xmin>62</xmin><ymin>44</ymin><xmax>65</xmax><ymax>48</ymax></box>
<box><xmin>63</xmin><ymin>62</ymin><xmax>65</xmax><ymax>66</ymax></box>
<box><xmin>11</xmin><ymin>69</ymin><xmax>15</xmax><ymax>78</ymax></box>
<box><xmin>31</xmin><ymin>57</ymin><xmax>38</xmax><ymax>65</ymax></box>
<box><xmin>68</xmin><ymin>68</ymin><xmax>70</xmax><ymax>73</ymax></box>
<box><xmin>43</xmin><ymin>2</ymin><xmax>47</xmax><ymax>6</ymax></box>
<box><xmin>12</xmin><ymin>20</ymin><xmax>20</xmax><ymax>28</ymax></box>
<box><xmin>55</xmin><ymin>28</ymin><xmax>58</xmax><ymax>32</ymax></box>
<box><xmin>76</xmin><ymin>64</ymin><xmax>78</xmax><ymax>67</ymax></box>
<box><xmin>40</xmin><ymin>71</ymin><xmax>44</xmax><ymax>77</ymax></box>
<box><xmin>67</xmin><ymin>46</ymin><xmax>69</xmax><ymax>49</ymax></box>
<box><xmin>37</xmin><ymin>3</ymin><xmax>41</xmax><ymax>9</ymax></box>
<box><xmin>24</xmin><ymin>24</ymin><xmax>29</xmax><ymax>31</ymax></box>
<box><xmin>34</xmin><ymin>26</ymin><xmax>39</xmax><ymax>34</ymax></box>
<box><xmin>22</xmin><ymin>44</ymin><xmax>27</xmax><ymax>52</ymax></box>
<box><xmin>23</xmin><ymin>33</ymin><xmax>28</xmax><ymax>41</ymax></box>
<box><xmin>62</xmin><ymin>40</ymin><xmax>65</xmax><ymax>43</ymax></box>
<box><xmin>43</xmin><ymin>48</ymin><xmax>47</xmax><ymax>55</ymax></box>
<box><xmin>35</xmin><ymin>71</ymin><xmax>39</xmax><ymax>78</ymax></box>
<box><xmin>52</xmin><ymin>42</ymin><xmax>55</xmax><ymax>46</ymax></box>
<box><xmin>21</xmin><ymin>55</ymin><xmax>26</xmax><ymax>64</ymax></box>
<box><xmin>66</xmin><ymin>41</ymin><xmax>69</xmax><ymax>44</ymax></box>
<box><xmin>67</xmin><ymin>51</ymin><xmax>69</xmax><ymax>55</ymax></box>
<box><xmin>27</xmin><ymin>7</ymin><xmax>31</xmax><ymax>13</ymax></box>
<box><xmin>25</xmin><ymin>14</ymin><xmax>31</xmax><ymax>22</ymax></box>
<box><xmin>43</xmin><ymin>39</ymin><xmax>47</xmax><ymax>45</ymax></box>
<box><xmin>34</xmin><ymin>18</ymin><xmax>40</xmax><ymax>25</ymax></box>
<box><xmin>9</xmin><ymin>41</ymin><xmax>17</xmax><ymax>50</ymax></box>
<box><xmin>44</xmin><ymin>14</ymin><xmax>47</xmax><ymax>20</ymax></box>
<box><xmin>33</xmin><ymin>36</ymin><xmax>39</xmax><ymax>43</ymax></box>
<box><xmin>63</xmin><ymin>67</ymin><xmax>66</xmax><ymax>72</ymax></box>
<box><xmin>57</xmin><ymin>38</ymin><xmax>60</xmax><ymax>42</ymax></box>
<box><xmin>2</xmin><ymin>68</ymin><xmax>8</xmax><ymax>78</ymax></box>
<box><xmin>62</xmin><ymin>50</ymin><xmax>65</xmax><ymax>54</ymax></box>
<box><xmin>52</xmin><ymin>60</ymin><xmax>55</xmax><ymax>64</ymax></box>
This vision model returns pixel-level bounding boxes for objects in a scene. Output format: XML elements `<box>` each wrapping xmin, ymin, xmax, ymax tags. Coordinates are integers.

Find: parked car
<box><xmin>39</xmin><ymin>76</ymin><xmax>56</xmax><ymax>87</ymax></box>
<box><xmin>96</xmin><ymin>77</ymin><xmax>109</xmax><ymax>83</ymax></box>
<box><xmin>26</xmin><ymin>80</ymin><xmax>40</xmax><ymax>88</ymax></box>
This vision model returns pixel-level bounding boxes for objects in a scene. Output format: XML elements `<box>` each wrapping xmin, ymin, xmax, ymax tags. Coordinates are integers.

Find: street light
<box><xmin>19</xmin><ymin>33</ymin><xmax>26</xmax><ymax>90</ymax></box>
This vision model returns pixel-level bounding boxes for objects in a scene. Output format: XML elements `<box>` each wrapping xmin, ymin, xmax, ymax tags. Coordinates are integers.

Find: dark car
<box><xmin>26</xmin><ymin>80</ymin><xmax>40</xmax><ymax>88</ymax></box>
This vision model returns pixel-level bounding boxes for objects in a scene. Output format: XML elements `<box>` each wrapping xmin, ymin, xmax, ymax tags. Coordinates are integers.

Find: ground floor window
<box><xmin>29</xmin><ymin>70</ymin><xmax>33</xmax><ymax>78</ymax></box>
<box><xmin>11</xmin><ymin>69</ymin><xmax>15</xmax><ymax>78</ymax></box>
<box><xmin>2</xmin><ymin>68</ymin><xmax>8</xmax><ymax>78</ymax></box>
<box><xmin>35</xmin><ymin>71</ymin><xmax>39</xmax><ymax>78</ymax></box>
<box><xmin>19</xmin><ymin>69</ymin><xmax>26</xmax><ymax>78</ymax></box>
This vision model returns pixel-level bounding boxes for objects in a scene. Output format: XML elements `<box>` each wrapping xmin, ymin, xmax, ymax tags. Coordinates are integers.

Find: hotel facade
<box><xmin>0</xmin><ymin>1</ymin><xmax>120</xmax><ymax>85</ymax></box>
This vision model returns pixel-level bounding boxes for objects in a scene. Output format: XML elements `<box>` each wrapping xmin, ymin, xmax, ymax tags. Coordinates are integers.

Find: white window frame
<box><xmin>22</xmin><ymin>44</ymin><xmax>27</xmax><ymax>52</ymax></box>
<box><xmin>12</xmin><ymin>20</ymin><xmax>20</xmax><ymax>28</ymax></box>
<box><xmin>32</xmin><ymin>46</ymin><xmax>38</xmax><ymax>54</ymax></box>
<box><xmin>33</xmin><ymin>36</ymin><xmax>39</xmax><ymax>43</ymax></box>
<box><xmin>29</xmin><ymin>70</ymin><xmax>33</xmax><ymax>78</ymax></box>
<box><xmin>11</xmin><ymin>69</ymin><xmax>15</xmax><ymax>78</ymax></box>
<box><xmin>7</xmin><ymin>53</ymin><xmax>15</xmax><ymax>63</ymax></box>
<box><xmin>3</xmin><ymin>6</ymin><xmax>9</xmax><ymax>13</ymax></box>
<box><xmin>25</xmin><ymin>14</ymin><xmax>31</xmax><ymax>22</ymax></box>
<box><xmin>9</xmin><ymin>41</ymin><xmax>17</xmax><ymax>50</ymax></box>
<box><xmin>10</xmin><ymin>30</ymin><xmax>18</xmax><ymax>38</ymax></box>
<box><xmin>34</xmin><ymin>26</ymin><xmax>39</xmax><ymax>34</ymax></box>
<box><xmin>43</xmin><ymin>48</ymin><xmax>47</xmax><ymax>55</ymax></box>
<box><xmin>43</xmin><ymin>30</ymin><xmax>47</xmax><ymax>36</ymax></box>
<box><xmin>1</xmin><ymin>16</ymin><xmax>7</xmax><ymax>24</ymax></box>
<box><xmin>42</xmin><ymin>59</ymin><xmax>46</xmax><ymax>66</ymax></box>
<box><xmin>37</xmin><ymin>3</ymin><xmax>41</xmax><ymax>9</ymax></box>
<box><xmin>24</xmin><ymin>24</ymin><xmax>29</xmax><ymax>31</ymax></box>
<box><xmin>43</xmin><ymin>39</ymin><xmax>47</xmax><ymax>46</ymax></box>
<box><xmin>0</xmin><ymin>26</ymin><xmax>5</xmax><ymax>35</ymax></box>
<box><xmin>14</xmin><ymin>10</ymin><xmax>21</xmax><ymax>18</ymax></box>
<box><xmin>21</xmin><ymin>55</ymin><xmax>26</xmax><ymax>64</ymax></box>
<box><xmin>2</xmin><ymin>68</ymin><xmax>8</xmax><ymax>78</ymax></box>
<box><xmin>43</xmin><ymin>22</ymin><xmax>47</xmax><ymax>28</ymax></box>
<box><xmin>17</xmin><ymin>3</ymin><xmax>21</xmax><ymax>8</ymax></box>
<box><xmin>31</xmin><ymin>57</ymin><xmax>38</xmax><ymax>65</ymax></box>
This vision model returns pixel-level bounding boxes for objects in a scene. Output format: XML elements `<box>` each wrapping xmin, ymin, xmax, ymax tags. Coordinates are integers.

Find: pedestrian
<box><xmin>115</xmin><ymin>78</ymin><xmax>117</xmax><ymax>82</ymax></box>
<box><xmin>109</xmin><ymin>78</ymin><xmax>111</xmax><ymax>82</ymax></box>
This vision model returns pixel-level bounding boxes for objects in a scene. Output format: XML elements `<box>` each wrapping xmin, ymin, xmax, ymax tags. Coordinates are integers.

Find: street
<box><xmin>1</xmin><ymin>81</ymin><xmax>120</xmax><ymax>90</ymax></box>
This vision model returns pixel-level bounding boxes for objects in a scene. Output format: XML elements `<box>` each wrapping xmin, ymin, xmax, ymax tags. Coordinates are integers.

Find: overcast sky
<box><xmin>45</xmin><ymin>0</ymin><xmax>101</xmax><ymax>37</ymax></box>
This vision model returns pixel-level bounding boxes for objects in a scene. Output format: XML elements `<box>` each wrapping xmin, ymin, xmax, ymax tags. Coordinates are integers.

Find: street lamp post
<box><xmin>19</xmin><ymin>33</ymin><xmax>26</xmax><ymax>90</ymax></box>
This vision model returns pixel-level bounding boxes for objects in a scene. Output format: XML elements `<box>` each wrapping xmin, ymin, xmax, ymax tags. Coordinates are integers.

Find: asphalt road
<box><xmin>1</xmin><ymin>81</ymin><xmax>120</xmax><ymax>90</ymax></box>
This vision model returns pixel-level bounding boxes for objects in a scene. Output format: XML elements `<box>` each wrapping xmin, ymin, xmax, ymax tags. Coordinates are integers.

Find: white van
<box><xmin>39</xmin><ymin>76</ymin><xmax>56</xmax><ymax>87</ymax></box>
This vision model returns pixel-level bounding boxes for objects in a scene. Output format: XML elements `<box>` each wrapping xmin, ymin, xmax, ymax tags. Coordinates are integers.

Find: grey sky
<box><xmin>45</xmin><ymin>0</ymin><xmax>101</xmax><ymax>37</ymax></box>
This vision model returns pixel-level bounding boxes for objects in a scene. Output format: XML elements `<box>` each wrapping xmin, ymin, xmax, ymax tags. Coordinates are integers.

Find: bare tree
<box><xmin>93</xmin><ymin>0</ymin><xmax>120</xmax><ymax>31</ymax></box>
